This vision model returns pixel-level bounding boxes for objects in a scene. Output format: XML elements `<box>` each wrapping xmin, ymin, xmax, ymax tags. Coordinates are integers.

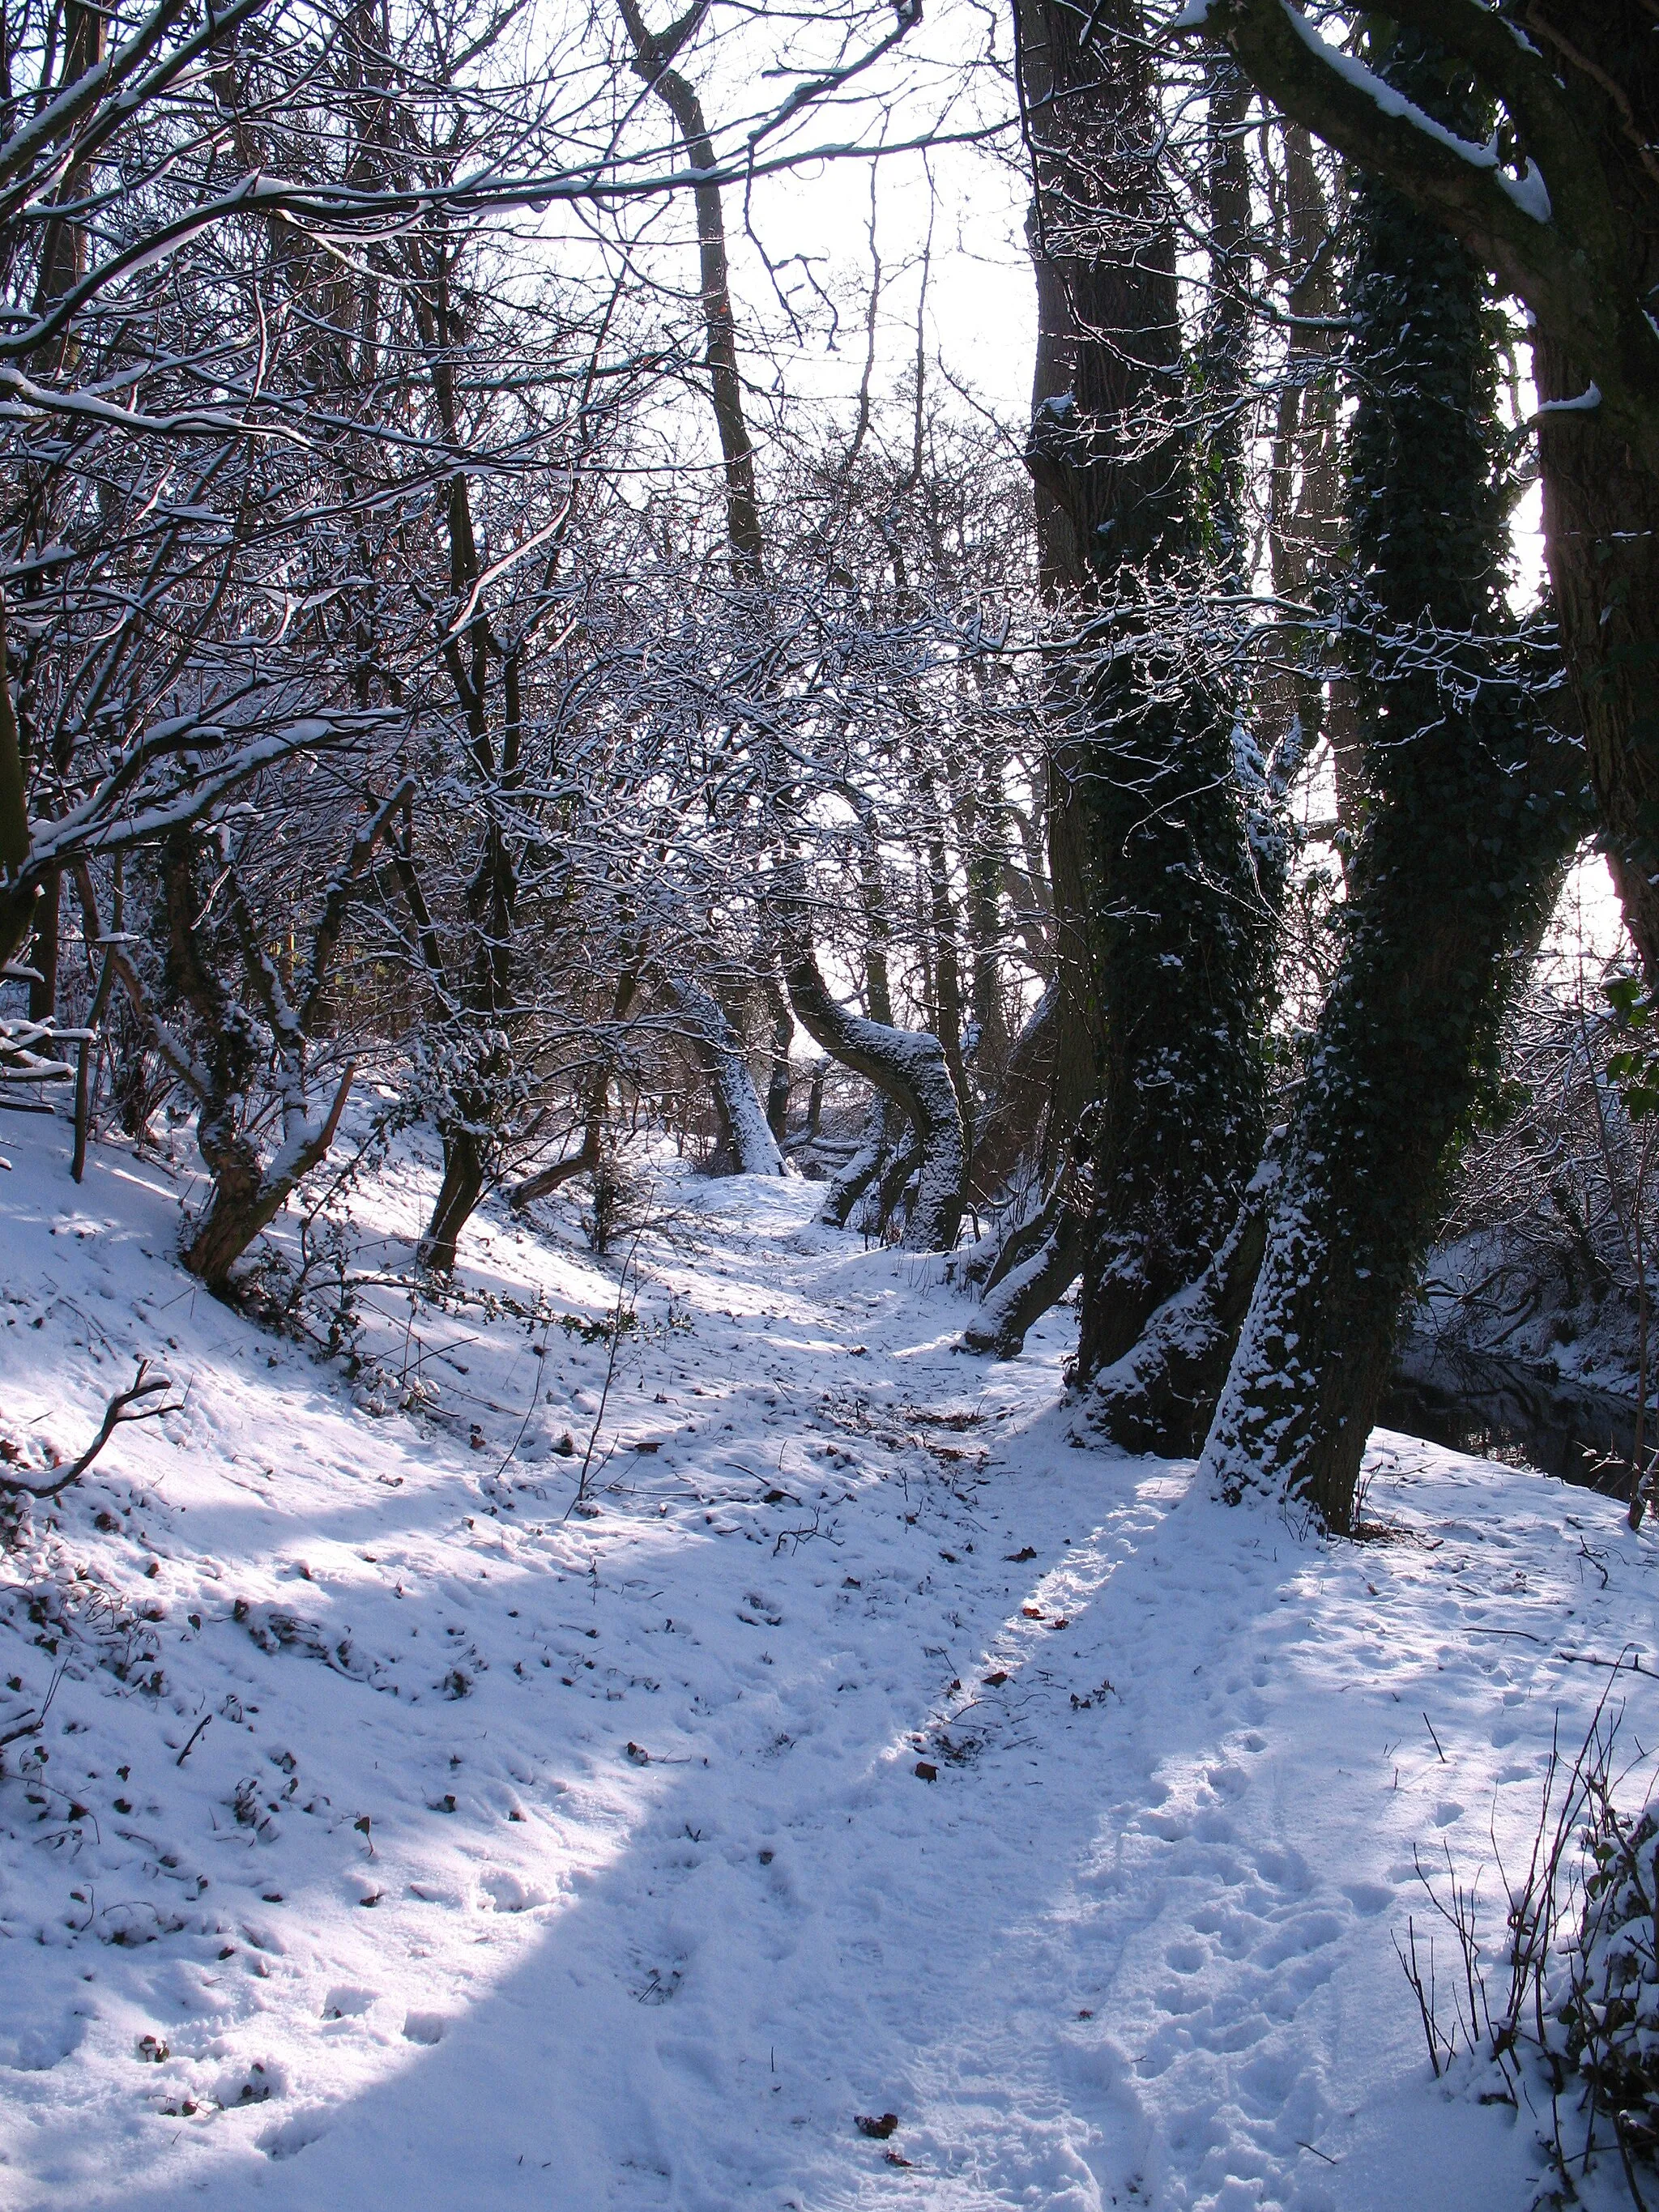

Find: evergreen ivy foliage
<box><xmin>1202</xmin><ymin>31</ymin><xmax>1589</xmax><ymax>1530</ymax></box>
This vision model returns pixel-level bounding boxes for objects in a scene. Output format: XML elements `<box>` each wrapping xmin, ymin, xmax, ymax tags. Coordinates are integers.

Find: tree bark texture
<box><xmin>1014</xmin><ymin>0</ymin><xmax>1271</xmax><ymax>1375</ymax></box>
<box><xmin>778</xmin><ymin>859</ymin><xmax>966</xmax><ymax>1251</ymax></box>
<box><xmin>656</xmin><ymin>974</ymin><xmax>784</xmax><ymax>1177</ymax></box>
<box><xmin>1201</xmin><ymin>39</ymin><xmax>1588</xmax><ymax>1531</ymax></box>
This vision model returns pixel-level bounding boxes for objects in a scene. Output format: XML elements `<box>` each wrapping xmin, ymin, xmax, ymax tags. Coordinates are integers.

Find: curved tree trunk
<box><xmin>961</xmin><ymin>1200</ymin><xmax>1089</xmax><ymax>1357</ymax></box>
<box><xmin>778</xmin><ymin>860</ymin><xmax>966</xmax><ymax>1251</ymax></box>
<box><xmin>874</xmin><ymin>1134</ymin><xmax>923</xmax><ymax>1236</ymax></box>
<box><xmin>658</xmin><ymin>975</ymin><xmax>784</xmax><ymax>1176</ymax></box>
<box><xmin>418</xmin><ymin>1126</ymin><xmax>488</xmax><ymax>1275</ymax></box>
<box><xmin>816</xmin><ymin>1097</ymin><xmax>899</xmax><ymax>1230</ymax></box>
<box><xmin>508</xmin><ymin>1130</ymin><xmax>601</xmax><ymax>1213</ymax></box>
<box><xmin>961</xmin><ymin>1102</ymin><xmax>1093</xmax><ymax>1354</ymax></box>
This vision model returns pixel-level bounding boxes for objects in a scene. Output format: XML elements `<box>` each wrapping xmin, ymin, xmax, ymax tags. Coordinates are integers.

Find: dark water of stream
<box><xmin>1380</xmin><ymin>1336</ymin><xmax>1642</xmax><ymax>1494</ymax></box>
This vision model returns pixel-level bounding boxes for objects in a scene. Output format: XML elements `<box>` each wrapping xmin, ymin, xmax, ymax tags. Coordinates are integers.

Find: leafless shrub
<box><xmin>1396</xmin><ymin>1689</ymin><xmax>1659</xmax><ymax>2205</ymax></box>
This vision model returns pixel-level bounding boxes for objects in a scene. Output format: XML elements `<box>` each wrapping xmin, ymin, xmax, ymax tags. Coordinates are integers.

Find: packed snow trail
<box><xmin>2</xmin><ymin>1115</ymin><xmax>1657</xmax><ymax>2210</ymax></box>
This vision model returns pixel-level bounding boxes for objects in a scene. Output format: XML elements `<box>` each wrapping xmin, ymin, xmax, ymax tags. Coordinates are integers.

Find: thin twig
<box><xmin>174</xmin><ymin>1711</ymin><xmax>213</xmax><ymax>1767</ymax></box>
<box><xmin>0</xmin><ymin>1360</ymin><xmax>179</xmax><ymax>1502</ymax></box>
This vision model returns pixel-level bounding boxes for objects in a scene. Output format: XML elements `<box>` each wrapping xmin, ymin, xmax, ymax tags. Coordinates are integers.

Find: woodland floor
<box><xmin>2</xmin><ymin>1110</ymin><xmax>1657</xmax><ymax>2210</ymax></box>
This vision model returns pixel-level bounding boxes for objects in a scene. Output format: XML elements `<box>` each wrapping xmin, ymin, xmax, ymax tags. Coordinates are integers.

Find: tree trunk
<box><xmin>966</xmin><ymin>980</ymin><xmax>1057</xmax><ymax>1208</ymax></box>
<box><xmin>1208</xmin><ymin>0</ymin><xmax>1659</xmax><ymax>990</ymax></box>
<box><xmin>27</xmin><ymin>867</ymin><xmax>58</xmax><ymax>1025</ymax></box>
<box><xmin>962</xmin><ymin>1197</ymin><xmax>1090</xmax><ymax>1357</ymax></box>
<box><xmin>184</xmin><ymin>1070</ymin><xmax>355</xmax><ymax>1294</ymax></box>
<box><xmin>779</xmin><ymin>859</ymin><xmax>966</xmax><ymax>1251</ymax></box>
<box><xmin>1201</xmin><ymin>35</ymin><xmax>1587</xmax><ymax>1532</ymax></box>
<box><xmin>658</xmin><ymin>974</ymin><xmax>784</xmax><ymax>1176</ymax></box>
<box><xmin>1534</xmin><ymin>337</ymin><xmax>1659</xmax><ymax>988</ymax></box>
<box><xmin>508</xmin><ymin>1128</ymin><xmax>601</xmax><ymax>1211</ymax></box>
<box><xmin>1008</xmin><ymin>0</ymin><xmax>1272</xmax><ymax>1369</ymax></box>
<box><xmin>817</xmin><ymin>1096</ymin><xmax>901</xmax><ymax>1230</ymax></box>
<box><xmin>419</xmin><ymin>1127</ymin><xmax>488</xmax><ymax>1275</ymax></box>
<box><xmin>761</xmin><ymin>966</ymin><xmax>794</xmax><ymax>1143</ymax></box>
<box><xmin>1077</xmin><ymin>1155</ymin><xmax>1277</xmax><ymax>1454</ymax></box>
<box><xmin>616</xmin><ymin>0</ymin><xmax>765</xmax><ymax>581</ymax></box>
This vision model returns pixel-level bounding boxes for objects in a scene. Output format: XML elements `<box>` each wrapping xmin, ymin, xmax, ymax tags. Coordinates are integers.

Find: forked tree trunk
<box><xmin>185</xmin><ymin>1069</ymin><xmax>356</xmax><ymax>1292</ymax></box>
<box><xmin>138</xmin><ymin>830</ymin><xmax>373</xmax><ymax>1298</ymax></box>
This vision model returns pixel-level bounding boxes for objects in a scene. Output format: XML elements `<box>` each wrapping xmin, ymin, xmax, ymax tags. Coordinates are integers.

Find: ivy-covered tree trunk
<box><xmin>1205</xmin><ymin>0</ymin><xmax>1659</xmax><ymax>997</ymax></box>
<box><xmin>1201</xmin><ymin>35</ymin><xmax>1586</xmax><ymax>1532</ymax></box>
<box><xmin>986</xmin><ymin>0</ymin><xmax>1270</xmax><ymax>1368</ymax></box>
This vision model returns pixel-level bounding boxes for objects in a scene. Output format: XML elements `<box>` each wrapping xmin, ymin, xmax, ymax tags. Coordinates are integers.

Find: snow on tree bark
<box><xmin>777</xmin><ymin>859</ymin><xmax>966</xmax><ymax>1252</ymax></box>
<box><xmin>1011</xmin><ymin>0</ymin><xmax>1273</xmax><ymax>1377</ymax></box>
<box><xmin>1201</xmin><ymin>31</ymin><xmax>1586</xmax><ymax>1531</ymax></box>
<box><xmin>655</xmin><ymin>975</ymin><xmax>784</xmax><ymax>1178</ymax></box>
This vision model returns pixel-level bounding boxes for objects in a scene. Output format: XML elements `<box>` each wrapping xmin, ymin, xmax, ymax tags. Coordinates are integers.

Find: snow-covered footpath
<box><xmin>2</xmin><ymin>1113</ymin><xmax>1657</xmax><ymax>2211</ymax></box>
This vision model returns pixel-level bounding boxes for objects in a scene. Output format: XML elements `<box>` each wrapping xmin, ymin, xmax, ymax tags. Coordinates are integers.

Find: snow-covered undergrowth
<box><xmin>2</xmin><ymin>1111</ymin><xmax>1657</xmax><ymax>2210</ymax></box>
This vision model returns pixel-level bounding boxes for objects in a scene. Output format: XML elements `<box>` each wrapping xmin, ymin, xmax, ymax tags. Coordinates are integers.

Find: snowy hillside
<box><xmin>2</xmin><ymin>1115</ymin><xmax>1657</xmax><ymax>2211</ymax></box>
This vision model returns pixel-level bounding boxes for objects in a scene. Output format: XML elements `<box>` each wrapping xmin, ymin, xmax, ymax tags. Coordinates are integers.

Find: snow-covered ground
<box><xmin>2</xmin><ymin>1111</ymin><xmax>1657</xmax><ymax>2210</ymax></box>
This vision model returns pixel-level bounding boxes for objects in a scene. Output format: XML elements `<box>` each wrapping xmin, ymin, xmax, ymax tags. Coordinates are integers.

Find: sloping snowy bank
<box><xmin>2</xmin><ymin>1115</ymin><xmax>1656</xmax><ymax>2210</ymax></box>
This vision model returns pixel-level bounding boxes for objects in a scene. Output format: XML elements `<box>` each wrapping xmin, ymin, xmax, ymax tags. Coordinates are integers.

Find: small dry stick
<box><xmin>174</xmin><ymin>1712</ymin><xmax>213</xmax><ymax>1767</ymax></box>
<box><xmin>0</xmin><ymin>1360</ymin><xmax>179</xmax><ymax>1502</ymax></box>
<box><xmin>0</xmin><ymin>1660</ymin><xmax>66</xmax><ymax>1750</ymax></box>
